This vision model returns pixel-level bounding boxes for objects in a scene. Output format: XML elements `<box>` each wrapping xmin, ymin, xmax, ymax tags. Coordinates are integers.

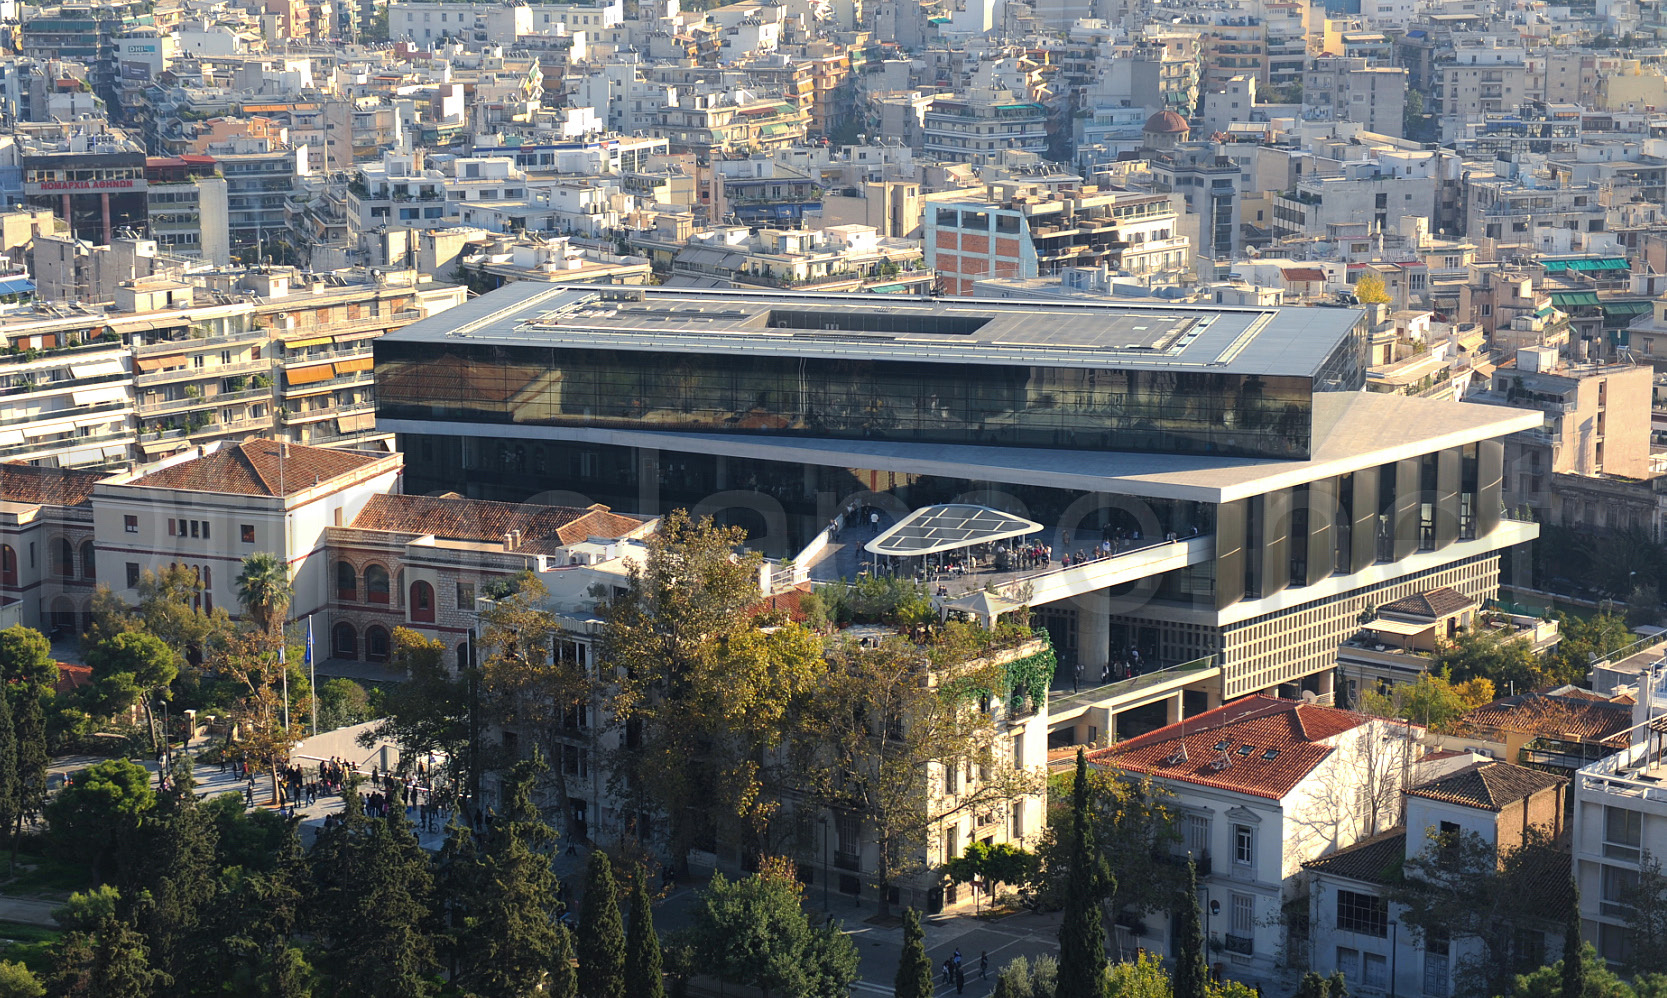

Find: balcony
<box><xmin>833</xmin><ymin>851</ymin><xmax>862</xmax><ymax>872</ymax></box>
<box><xmin>137</xmin><ymin>385</ymin><xmax>272</xmax><ymax>417</ymax></box>
<box><xmin>1224</xmin><ymin>934</ymin><xmax>1254</xmax><ymax>955</ymax></box>
<box><xmin>136</xmin><ymin>358</ymin><xmax>270</xmax><ymax>388</ymax></box>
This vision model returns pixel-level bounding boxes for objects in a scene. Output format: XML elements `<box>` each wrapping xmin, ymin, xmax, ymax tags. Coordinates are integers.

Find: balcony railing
<box><xmin>833</xmin><ymin>851</ymin><xmax>861</xmax><ymax>872</ymax></box>
<box><xmin>1224</xmin><ymin>934</ymin><xmax>1254</xmax><ymax>955</ymax></box>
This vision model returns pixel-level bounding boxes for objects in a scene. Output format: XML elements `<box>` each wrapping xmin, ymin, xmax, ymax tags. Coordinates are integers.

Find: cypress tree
<box><xmin>1173</xmin><ymin>863</ymin><xmax>1210</xmax><ymax>998</ymax></box>
<box><xmin>894</xmin><ymin>908</ymin><xmax>933</xmax><ymax>998</ymax></box>
<box><xmin>625</xmin><ymin>870</ymin><xmax>665</xmax><ymax>998</ymax></box>
<box><xmin>1562</xmin><ymin>880</ymin><xmax>1585</xmax><ymax>998</ymax></box>
<box><xmin>136</xmin><ymin>788</ymin><xmax>219</xmax><ymax>997</ymax></box>
<box><xmin>314</xmin><ymin>797</ymin><xmax>440</xmax><ymax>998</ymax></box>
<box><xmin>549</xmin><ymin>923</ymin><xmax>578</xmax><ymax>998</ymax></box>
<box><xmin>90</xmin><ymin>916</ymin><xmax>168</xmax><ymax>997</ymax></box>
<box><xmin>460</xmin><ymin>755</ymin><xmax>571</xmax><ymax>998</ymax></box>
<box><xmin>576</xmin><ymin>850</ymin><xmax>626</xmax><ymax>998</ymax></box>
<box><xmin>0</xmin><ymin>691</ymin><xmax>18</xmax><ymax>877</ymax></box>
<box><xmin>11</xmin><ymin>692</ymin><xmax>45</xmax><ymax>870</ymax></box>
<box><xmin>1056</xmin><ymin>749</ymin><xmax>1111</xmax><ymax>998</ymax></box>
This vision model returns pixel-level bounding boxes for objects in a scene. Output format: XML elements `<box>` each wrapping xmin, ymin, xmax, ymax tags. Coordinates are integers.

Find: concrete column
<box><xmin>1165</xmin><ymin>693</ymin><xmax>1183</xmax><ymax>726</ymax></box>
<box><xmin>1078</xmin><ymin>606</ymin><xmax>1110</xmax><ymax>675</ymax></box>
<box><xmin>101</xmin><ymin>193</ymin><xmax>112</xmax><ymax>245</ymax></box>
<box><xmin>1478</xmin><ymin>438</ymin><xmax>1504</xmax><ymax>536</ymax></box>
<box><xmin>636</xmin><ymin>447</ymin><xmax>660</xmax><ymax>515</ymax></box>
<box><xmin>714</xmin><ymin>455</ymin><xmax>728</xmax><ymax>489</ymax></box>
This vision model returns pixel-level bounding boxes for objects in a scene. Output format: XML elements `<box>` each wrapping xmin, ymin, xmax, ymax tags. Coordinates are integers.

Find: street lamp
<box><xmin>1389</xmin><ymin>920</ymin><xmax>1399</xmax><ymax>998</ymax></box>
<box><xmin>820</xmin><ymin>815</ymin><xmax>831</xmax><ymax>912</ymax></box>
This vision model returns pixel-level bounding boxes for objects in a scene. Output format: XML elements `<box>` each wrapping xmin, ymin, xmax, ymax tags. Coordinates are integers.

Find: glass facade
<box><xmin>377</xmin><ymin>341</ymin><xmax>1318</xmax><ymax>459</ymax></box>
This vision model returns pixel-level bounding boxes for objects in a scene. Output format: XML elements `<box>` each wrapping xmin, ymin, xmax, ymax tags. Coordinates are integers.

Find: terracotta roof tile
<box><xmin>0</xmin><ymin>463</ymin><xmax>103</xmax><ymax>507</ymax></box>
<box><xmin>348</xmin><ymin>493</ymin><xmax>647</xmax><ymax>552</ymax></box>
<box><xmin>1404</xmin><ymin>760</ymin><xmax>1565</xmax><ymax>812</ymax></box>
<box><xmin>1379</xmin><ymin>586</ymin><xmax>1474</xmax><ymax>620</ymax></box>
<box><xmin>1303</xmin><ymin>829</ymin><xmax>1407</xmax><ymax>885</ymax></box>
<box><xmin>55</xmin><ymin>663</ymin><xmax>92</xmax><ymax>694</ymax></box>
<box><xmin>1088</xmin><ymin>696</ymin><xmax>1375</xmax><ymax>800</ymax></box>
<box><xmin>1461</xmin><ymin>693</ymin><xmax>1633</xmax><ymax>748</ymax></box>
<box><xmin>131</xmin><ymin>440</ymin><xmax>388</xmax><ymax>497</ymax></box>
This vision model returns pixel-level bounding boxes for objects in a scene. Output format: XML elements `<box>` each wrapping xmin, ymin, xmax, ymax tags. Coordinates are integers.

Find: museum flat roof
<box><xmin>381</xmin><ymin>283</ymin><xmax>1367</xmax><ymax>379</ymax></box>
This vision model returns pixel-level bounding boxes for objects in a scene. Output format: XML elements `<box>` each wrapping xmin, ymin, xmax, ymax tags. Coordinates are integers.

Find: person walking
<box><xmin>955</xmin><ymin>966</ymin><xmax>965</xmax><ymax>994</ymax></box>
<box><xmin>980</xmin><ymin>952</ymin><xmax>988</xmax><ymax>979</ymax></box>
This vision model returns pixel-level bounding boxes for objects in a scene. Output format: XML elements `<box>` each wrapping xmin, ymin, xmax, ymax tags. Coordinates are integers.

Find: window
<box><xmin>126</xmin><ymin>563</ymin><xmax>140</xmax><ymax>589</ymax></box>
<box><xmin>52</xmin><ymin>539</ymin><xmax>73</xmax><ymax>577</ymax></box>
<box><xmin>1336</xmin><ymin>890</ymin><xmax>1388</xmax><ymax>937</ymax></box>
<box><xmin>1363</xmin><ymin>952</ymin><xmax>1388</xmax><ymax>990</ymax></box>
<box><xmin>0</xmin><ymin>545</ymin><xmax>14</xmax><ymax>587</ymax></box>
<box><xmin>79</xmin><ymin>541</ymin><xmax>95</xmax><ymax>580</ymax></box>
<box><xmin>1228</xmin><ymin>893</ymin><xmax>1255</xmax><ymax>953</ymax></box>
<box><xmin>333</xmin><ymin>622</ymin><xmax>357</xmax><ymax>660</ymax></box>
<box><xmin>365</xmin><ymin>564</ymin><xmax>390</xmax><ymax>604</ymax></box>
<box><xmin>456</xmin><ymin>581</ymin><xmax>475</xmax><ymax>608</ymax></box>
<box><xmin>1602</xmin><ymin>864</ymin><xmax>1641</xmax><ymax>917</ymax></box>
<box><xmin>1423</xmin><ymin>930</ymin><xmax>1450</xmax><ymax>995</ymax></box>
<box><xmin>366</xmin><ymin>626</ymin><xmax>390</xmax><ymax>661</ymax></box>
<box><xmin>1338</xmin><ymin>948</ymin><xmax>1360</xmax><ymax>982</ymax></box>
<box><xmin>1605</xmin><ymin>806</ymin><xmax>1642</xmax><ymax>861</ymax></box>
<box><xmin>411</xmin><ymin>580</ymin><xmax>435</xmax><ymax>623</ymax></box>
<box><xmin>124</xmin><ymin>515</ymin><xmax>138</xmax><ymax>533</ymax></box>
<box><xmin>336</xmin><ymin>561</ymin><xmax>357</xmax><ymax>601</ymax></box>
<box><xmin>201</xmin><ymin>521</ymin><xmax>209</xmax><ymax>540</ymax></box>
<box><xmin>1234</xmin><ymin>825</ymin><xmax>1255</xmax><ymax>868</ymax></box>
<box><xmin>241</xmin><ymin>524</ymin><xmax>255</xmax><ymax>544</ymax></box>
<box><xmin>1185</xmin><ymin>814</ymin><xmax>1210</xmax><ymax>862</ymax></box>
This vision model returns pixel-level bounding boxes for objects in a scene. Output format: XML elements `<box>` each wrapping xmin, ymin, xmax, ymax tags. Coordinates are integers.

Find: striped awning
<box><xmin>333</xmin><ymin>356</ymin><xmax>373</xmax><ymax>376</ymax></box>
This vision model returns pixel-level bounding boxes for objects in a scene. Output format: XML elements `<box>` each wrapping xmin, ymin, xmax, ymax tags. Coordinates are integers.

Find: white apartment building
<box><xmin>1574</xmin><ymin>664</ymin><xmax>1667</xmax><ymax>966</ymax></box>
<box><xmin>1092</xmin><ymin>697</ymin><xmax>1419</xmax><ymax>974</ymax></box>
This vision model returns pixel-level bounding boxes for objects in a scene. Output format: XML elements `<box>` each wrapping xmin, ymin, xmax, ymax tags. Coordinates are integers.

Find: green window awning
<box><xmin>1602</xmin><ymin>300</ymin><xmax>1652</xmax><ymax>316</ymax></box>
<box><xmin>1543</xmin><ymin>257</ymin><xmax>1630</xmax><ymax>273</ymax></box>
<box><xmin>1551</xmin><ymin>291</ymin><xmax>1600</xmax><ymax>308</ymax></box>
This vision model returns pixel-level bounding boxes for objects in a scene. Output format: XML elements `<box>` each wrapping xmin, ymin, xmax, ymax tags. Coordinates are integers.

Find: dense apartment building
<box><xmin>921</xmin><ymin>90</ymin><xmax>1049</xmax><ymax>165</ymax></box>
<box><xmin>923</xmin><ymin>184</ymin><xmax>1188</xmax><ymax>294</ymax></box>
<box><xmin>1301</xmin><ymin>58</ymin><xmax>1409</xmax><ymax>138</ymax></box>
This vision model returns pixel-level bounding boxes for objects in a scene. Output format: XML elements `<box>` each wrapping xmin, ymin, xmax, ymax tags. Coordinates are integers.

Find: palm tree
<box><xmin>236</xmin><ymin>553</ymin><xmax>293</xmax><ymax>636</ymax></box>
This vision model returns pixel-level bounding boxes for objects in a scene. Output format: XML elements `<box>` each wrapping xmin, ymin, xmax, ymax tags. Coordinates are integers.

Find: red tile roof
<box><xmin>348</xmin><ymin>493</ymin><xmax>647</xmax><ymax>552</ymax></box>
<box><xmin>1281</xmin><ymin>267</ymin><xmax>1328</xmax><ymax>283</ymax></box>
<box><xmin>0</xmin><ymin>464</ymin><xmax>103</xmax><ymax>507</ymax></box>
<box><xmin>1460</xmin><ymin>692</ymin><xmax>1633</xmax><ymax>748</ymax></box>
<box><xmin>130</xmin><ymin>440</ymin><xmax>388</xmax><ymax>497</ymax></box>
<box><xmin>1379</xmin><ymin>586</ymin><xmax>1474</xmax><ymax>620</ymax></box>
<box><xmin>1404</xmin><ymin>760</ymin><xmax>1564</xmax><ymax>811</ymax></box>
<box><xmin>1088</xmin><ymin>695</ymin><xmax>1376</xmax><ymax>800</ymax></box>
<box><xmin>55</xmin><ymin>663</ymin><xmax>92</xmax><ymax>694</ymax></box>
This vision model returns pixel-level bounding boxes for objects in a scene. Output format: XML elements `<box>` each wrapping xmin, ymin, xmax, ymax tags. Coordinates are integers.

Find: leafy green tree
<box><xmin>363</xmin><ymin>629</ymin><xmax>471</xmax><ymax>795</ymax></box>
<box><xmin>997</xmin><ymin>955</ymin><xmax>1061</xmax><ymax>998</ymax></box>
<box><xmin>1389</xmin><ymin>826</ymin><xmax>1567</xmax><ymax>998</ymax></box>
<box><xmin>0</xmin><ymin>959</ymin><xmax>42</xmax><ymax>998</ymax></box>
<box><xmin>1173</xmin><ymin>865</ymin><xmax>1209</xmax><ymax>998</ymax></box>
<box><xmin>625</xmin><ymin>871</ymin><xmax>665</xmax><ymax>998</ymax></box>
<box><xmin>1512</xmin><ymin>943</ymin><xmax>1636</xmax><ymax>998</ymax></box>
<box><xmin>1403</xmin><ymin>88</ymin><xmax>1424</xmax><ymax>139</ymax></box>
<box><xmin>315</xmin><ymin>678</ymin><xmax>372</xmax><ymax>731</ymax></box>
<box><xmin>1038</xmin><ymin>760</ymin><xmax>1185</xmax><ymax>921</ymax></box>
<box><xmin>12</xmin><ymin>690</ymin><xmax>45</xmax><ymax>870</ymax></box>
<box><xmin>236</xmin><ymin>553</ymin><xmax>293</xmax><ymax>637</ymax></box>
<box><xmin>85</xmin><ymin>631</ymin><xmax>179</xmax><ymax>753</ymax></box>
<box><xmin>946</xmin><ymin>841</ymin><xmax>1039</xmax><ymax>913</ymax></box>
<box><xmin>577</xmin><ymin>849</ymin><xmax>626</xmax><ymax>998</ymax></box>
<box><xmin>131</xmin><ymin>565</ymin><xmax>232</xmax><ymax>668</ymax></box>
<box><xmin>456</xmin><ymin>754</ymin><xmax>571</xmax><ymax>998</ymax></box>
<box><xmin>0</xmin><ymin>626</ymin><xmax>55</xmax><ymax>692</ymax></box>
<box><xmin>597</xmin><ymin>511</ymin><xmax>767</xmax><ymax>868</ymax></box>
<box><xmin>687</xmin><ymin>869</ymin><xmax>857</xmax><ymax>998</ymax></box>
<box><xmin>895</xmin><ymin>908</ymin><xmax>933</xmax><ymax>998</ymax></box>
<box><xmin>1360</xmin><ymin>670</ymin><xmax>1494</xmax><ymax>733</ymax></box>
<box><xmin>1436</xmin><ymin>629</ymin><xmax>1542</xmax><ymax>691</ymax></box>
<box><xmin>44</xmin><ymin>758</ymin><xmax>156</xmax><ymax>885</ymax></box>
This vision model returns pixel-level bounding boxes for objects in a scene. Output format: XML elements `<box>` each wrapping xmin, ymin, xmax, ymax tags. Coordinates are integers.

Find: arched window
<box><xmin>410</xmin><ymin>580</ymin><xmax>435</xmax><ymax>623</ymax></box>
<box><xmin>49</xmin><ymin>596</ymin><xmax>75</xmax><ymax>634</ymax></box>
<box><xmin>365</xmin><ymin>564</ymin><xmax>390</xmax><ymax>605</ymax></box>
<box><xmin>333</xmin><ymin>622</ymin><xmax>358</xmax><ymax>660</ymax></box>
<box><xmin>0</xmin><ymin>545</ymin><xmax>15</xmax><ymax>587</ymax></box>
<box><xmin>366</xmin><ymin>625</ymin><xmax>390</xmax><ymax>662</ymax></box>
<box><xmin>52</xmin><ymin>539</ymin><xmax>73</xmax><ymax>578</ymax></box>
<box><xmin>78</xmin><ymin>541</ymin><xmax>95</xmax><ymax>580</ymax></box>
<box><xmin>336</xmin><ymin>561</ymin><xmax>357</xmax><ymax>601</ymax></box>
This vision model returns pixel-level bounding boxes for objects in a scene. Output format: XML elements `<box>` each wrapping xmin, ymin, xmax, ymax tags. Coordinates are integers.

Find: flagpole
<box><xmin>280</xmin><ymin>641</ymin><xmax>290</xmax><ymax>732</ymax></box>
<box><xmin>308</xmin><ymin>615</ymin><xmax>317</xmax><ymax>736</ymax></box>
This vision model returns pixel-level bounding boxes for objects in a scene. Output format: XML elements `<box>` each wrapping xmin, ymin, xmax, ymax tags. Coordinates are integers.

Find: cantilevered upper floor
<box><xmin>377</xmin><ymin>283</ymin><xmax>1372</xmax><ymax>460</ymax></box>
